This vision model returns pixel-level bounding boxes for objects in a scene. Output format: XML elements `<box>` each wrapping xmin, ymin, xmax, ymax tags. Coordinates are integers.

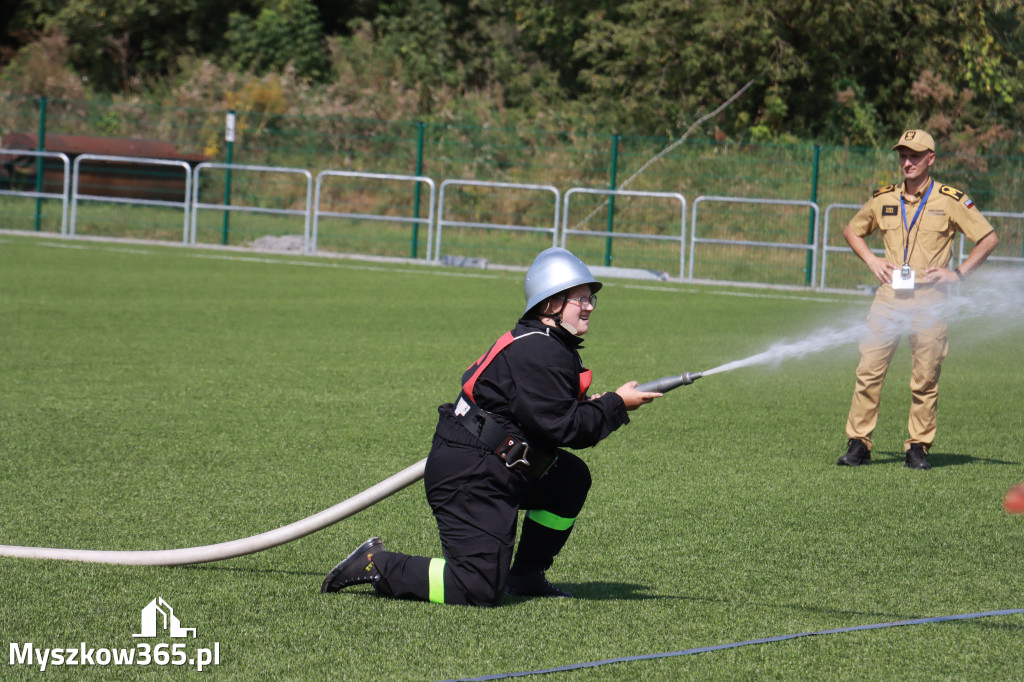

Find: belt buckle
<box><xmin>496</xmin><ymin>436</ymin><xmax>531</xmax><ymax>470</ymax></box>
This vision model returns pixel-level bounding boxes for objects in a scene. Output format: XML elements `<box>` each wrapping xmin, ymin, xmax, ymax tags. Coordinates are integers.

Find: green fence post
<box><xmin>34</xmin><ymin>97</ymin><xmax>47</xmax><ymax>231</ymax></box>
<box><xmin>221</xmin><ymin>110</ymin><xmax>235</xmax><ymax>246</ymax></box>
<box><xmin>805</xmin><ymin>144</ymin><xmax>820</xmax><ymax>286</ymax></box>
<box><xmin>605</xmin><ymin>134</ymin><xmax>619</xmax><ymax>266</ymax></box>
<box><xmin>411</xmin><ymin>121</ymin><xmax>425</xmax><ymax>258</ymax></box>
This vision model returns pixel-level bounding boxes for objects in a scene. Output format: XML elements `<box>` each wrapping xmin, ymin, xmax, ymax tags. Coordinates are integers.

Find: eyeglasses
<box><xmin>564</xmin><ymin>294</ymin><xmax>597</xmax><ymax>308</ymax></box>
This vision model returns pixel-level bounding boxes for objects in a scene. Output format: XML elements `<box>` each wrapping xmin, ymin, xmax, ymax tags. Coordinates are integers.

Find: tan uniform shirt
<box><xmin>848</xmin><ymin>180</ymin><xmax>995</xmax><ymax>277</ymax></box>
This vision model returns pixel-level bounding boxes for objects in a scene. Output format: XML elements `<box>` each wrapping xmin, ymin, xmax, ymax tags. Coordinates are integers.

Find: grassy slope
<box><xmin>1</xmin><ymin>234</ymin><xmax>1021</xmax><ymax>680</ymax></box>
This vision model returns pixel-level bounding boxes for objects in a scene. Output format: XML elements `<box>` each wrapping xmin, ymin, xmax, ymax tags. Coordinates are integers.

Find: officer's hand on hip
<box><xmin>924</xmin><ymin>266</ymin><xmax>958</xmax><ymax>284</ymax></box>
<box><xmin>870</xmin><ymin>256</ymin><xmax>895</xmax><ymax>284</ymax></box>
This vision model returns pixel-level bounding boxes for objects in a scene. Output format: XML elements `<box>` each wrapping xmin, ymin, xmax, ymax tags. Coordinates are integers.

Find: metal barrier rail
<box><xmin>561</xmin><ymin>188</ymin><xmax>687</xmax><ymax>278</ymax></box>
<box><xmin>436</xmin><ymin>180</ymin><xmax>559</xmax><ymax>263</ymax></box>
<box><xmin>819</xmin><ymin>202</ymin><xmax>883</xmax><ymax>289</ymax></box>
<box><xmin>70</xmin><ymin>154</ymin><xmax>192</xmax><ymax>242</ymax></box>
<box><xmin>0</xmin><ymin>149</ymin><xmax>71</xmax><ymax>236</ymax></box>
<box><xmin>312</xmin><ymin>170</ymin><xmax>436</xmax><ymax>259</ymax></box>
<box><xmin>7</xmin><ymin>150</ymin><xmax>1019</xmax><ymax>288</ymax></box>
<box><xmin>190</xmin><ymin>162</ymin><xmax>313</xmax><ymax>251</ymax></box>
<box><xmin>689</xmin><ymin>196</ymin><xmax>820</xmax><ymax>286</ymax></box>
<box><xmin>959</xmin><ymin>211</ymin><xmax>1024</xmax><ymax>265</ymax></box>
<box><xmin>821</xmin><ymin>203</ymin><xmax>1021</xmax><ymax>289</ymax></box>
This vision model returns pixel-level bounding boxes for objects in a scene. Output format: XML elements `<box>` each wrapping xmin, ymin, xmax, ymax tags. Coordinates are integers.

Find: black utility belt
<box><xmin>452</xmin><ymin>392</ymin><xmax>556</xmax><ymax>478</ymax></box>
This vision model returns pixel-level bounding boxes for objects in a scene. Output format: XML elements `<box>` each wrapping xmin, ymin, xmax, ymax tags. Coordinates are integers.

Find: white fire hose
<box><xmin>0</xmin><ymin>458</ymin><xmax>426</xmax><ymax>566</ymax></box>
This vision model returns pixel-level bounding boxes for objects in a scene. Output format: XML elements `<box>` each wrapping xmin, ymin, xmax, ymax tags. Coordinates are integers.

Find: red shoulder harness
<box><xmin>462</xmin><ymin>330</ymin><xmax>591</xmax><ymax>402</ymax></box>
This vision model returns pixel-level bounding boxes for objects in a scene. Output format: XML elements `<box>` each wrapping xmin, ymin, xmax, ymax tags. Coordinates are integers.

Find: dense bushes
<box><xmin>1</xmin><ymin>0</ymin><xmax>1021</xmax><ymax>153</ymax></box>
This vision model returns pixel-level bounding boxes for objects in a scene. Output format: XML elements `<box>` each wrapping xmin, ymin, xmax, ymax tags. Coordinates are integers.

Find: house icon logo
<box><xmin>132</xmin><ymin>597</ymin><xmax>197</xmax><ymax>638</ymax></box>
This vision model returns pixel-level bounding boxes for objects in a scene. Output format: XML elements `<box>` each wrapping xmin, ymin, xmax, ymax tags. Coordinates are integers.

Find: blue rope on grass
<box><xmin>439</xmin><ymin>608</ymin><xmax>1024</xmax><ymax>681</ymax></box>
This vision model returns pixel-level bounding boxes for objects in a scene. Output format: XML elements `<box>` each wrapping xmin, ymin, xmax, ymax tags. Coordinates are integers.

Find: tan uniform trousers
<box><xmin>845</xmin><ymin>284</ymin><xmax>949</xmax><ymax>452</ymax></box>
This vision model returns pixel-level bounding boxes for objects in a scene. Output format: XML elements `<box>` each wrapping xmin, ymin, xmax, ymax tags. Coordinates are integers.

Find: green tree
<box><xmin>225</xmin><ymin>0</ymin><xmax>330</xmax><ymax>82</ymax></box>
<box><xmin>573</xmin><ymin>1</ymin><xmax>789</xmax><ymax>137</ymax></box>
<box><xmin>6</xmin><ymin>0</ymin><xmax>262</xmax><ymax>94</ymax></box>
<box><xmin>510</xmin><ymin>0</ymin><xmax>614</xmax><ymax>95</ymax></box>
<box><xmin>567</xmin><ymin>0</ymin><xmax>1023</xmax><ymax>145</ymax></box>
<box><xmin>2</xmin><ymin>0</ymin><xmax>1021</xmax><ymax>149</ymax></box>
<box><xmin>368</xmin><ymin>0</ymin><xmax>568</xmax><ymax>114</ymax></box>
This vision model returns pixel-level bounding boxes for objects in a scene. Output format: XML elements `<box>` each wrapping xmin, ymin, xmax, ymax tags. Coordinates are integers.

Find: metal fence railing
<box><xmin>3</xmin><ymin>93</ymin><xmax>1022</xmax><ymax>290</ymax></box>
<box><xmin>961</xmin><ymin>211</ymin><xmax>1024</xmax><ymax>265</ymax></box>
<box><xmin>70</xmin><ymin>154</ymin><xmax>193</xmax><ymax>242</ymax></box>
<box><xmin>0</xmin><ymin>148</ymin><xmax>70</xmax><ymax>234</ymax></box>
<box><xmin>561</xmin><ymin>188</ymin><xmax>687</xmax><ymax>280</ymax></box>
<box><xmin>312</xmin><ymin>170</ymin><xmax>436</xmax><ymax>260</ymax></box>
<box><xmin>6</xmin><ymin>95</ymin><xmax>1024</xmax><ymax>217</ymax></box>
<box><xmin>819</xmin><ymin>203</ymin><xmax>876</xmax><ymax>290</ymax></box>
<box><xmin>435</xmin><ymin>180</ymin><xmax>560</xmax><ymax>266</ymax></box>
<box><xmin>190</xmin><ymin>162</ymin><xmax>313</xmax><ymax>251</ymax></box>
<box><xmin>5</xmin><ymin>159</ymin><xmax>1023</xmax><ymax>292</ymax></box>
<box><xmin>688</xmin><ymin>196</ymin><xmax>820</xmax><ymax>287</ymax></box>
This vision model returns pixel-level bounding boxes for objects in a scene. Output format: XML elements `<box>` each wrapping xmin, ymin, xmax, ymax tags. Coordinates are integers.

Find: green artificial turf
<box><xmin>1</xmin><ymin>233</ymin><xmax>1022</xmax><ymax>680</ymax></box>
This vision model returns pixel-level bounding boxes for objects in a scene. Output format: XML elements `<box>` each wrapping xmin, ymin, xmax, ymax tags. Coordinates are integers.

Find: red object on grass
<box><xmin>1003</xmin><ymin>483</ymin><xmax>1024</xmax><ymax>514</ymax></box>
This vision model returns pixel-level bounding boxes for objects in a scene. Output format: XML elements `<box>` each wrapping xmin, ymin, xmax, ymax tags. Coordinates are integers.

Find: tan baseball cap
<box><xmin>893</xmin><ymin>129</ymin><xmax>935</xmax><ymax>152</ymax></box>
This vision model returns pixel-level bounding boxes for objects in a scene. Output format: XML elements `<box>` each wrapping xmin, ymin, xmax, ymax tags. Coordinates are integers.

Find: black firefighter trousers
<box><xmin>371</xmin><ymin>405</ymin><xmax>591</xmax><ymax>606</ymax></box>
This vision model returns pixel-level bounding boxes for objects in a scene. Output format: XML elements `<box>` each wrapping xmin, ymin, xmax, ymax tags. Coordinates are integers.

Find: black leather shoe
<box><xmin>321</xmin><ymin>537</ymin><xmax>384</xmax><ymax>593</ymax></box>
<box><xmin>506</xmin><ymin>571</ymin><xmax>573</xmax><ymax>598</ymax></box>
<box><xmin>904</xmin><ymin>444</ymin><xmax>932</xmax><ymax>470</ymax></box>
<box><xmin>837</xmin><ymin>438</ymin><xmax>871</xmax><ymax>466</ymax></box>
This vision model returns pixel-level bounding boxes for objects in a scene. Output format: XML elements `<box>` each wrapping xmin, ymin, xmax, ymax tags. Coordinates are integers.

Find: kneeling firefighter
<box><xmin>321</xmin><ymin>247</ymin><xmax>662</xmax><ymax>605</ymax></box>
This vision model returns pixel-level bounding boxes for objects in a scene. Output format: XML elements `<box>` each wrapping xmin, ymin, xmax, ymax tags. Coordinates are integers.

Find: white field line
<box><xmin>4</xmin><ymin>231</ymin><xmax>861</xmax><ymax>304</ymax></box>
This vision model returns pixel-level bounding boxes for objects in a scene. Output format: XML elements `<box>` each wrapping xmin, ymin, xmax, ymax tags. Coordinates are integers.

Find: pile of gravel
<box><xmin>248</xmin><ymin>235</ymin><xmax>305</xmax><ymax>252</ymax></box>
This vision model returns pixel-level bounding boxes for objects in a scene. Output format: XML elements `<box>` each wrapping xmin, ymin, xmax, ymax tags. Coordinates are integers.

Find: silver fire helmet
<box><xmin>523</xmin><ymin>247</ymin><xmax>602</xmax><ymax>315</ymax></box>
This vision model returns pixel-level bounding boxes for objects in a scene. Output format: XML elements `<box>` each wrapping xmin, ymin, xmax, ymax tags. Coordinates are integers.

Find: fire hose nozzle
<box><xmin>635</xmin><ymin>371</ymin><xmax>703</xmax><ymax>394</ymax></box>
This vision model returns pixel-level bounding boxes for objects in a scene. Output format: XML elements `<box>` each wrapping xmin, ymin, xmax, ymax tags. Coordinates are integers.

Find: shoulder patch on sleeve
<box><xmin>872</xmin><ymin>184</ymin><xmax>897</xmax><ymax>197</ymax></box>
<box><xmin>938</xmin><ymin>184</ymin><xmax>965</xmax><ymax>202</ymax></box>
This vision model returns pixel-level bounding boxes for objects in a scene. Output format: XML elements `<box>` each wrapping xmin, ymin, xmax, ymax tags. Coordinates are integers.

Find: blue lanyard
<box><xmin>899</xmin><ymin>180</ymin><xmax>933</xmax><ymax>265</ymax></box>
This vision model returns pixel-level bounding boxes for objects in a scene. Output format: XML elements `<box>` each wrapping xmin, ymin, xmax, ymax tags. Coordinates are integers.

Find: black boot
<box><xmin>837</xmin><ymin>438</ymin><xmax>871</xmax><ymax>466</ymax></box>
<box><xmin>507</xmin><ymin>516</ymin><xmax>573</xmax><ymax>597</ymax></box>
<box><xmin>321</xmin><ymin>537</ymin><xmax>384</xmax><ymax>593</ymax></box>
<box><xmin>904</xmin><ymin>444</ymin><xmax>932</xmax><ymax>470</ymax></box>
<box><xmin>506</xmin><ymin>571</ymin><xmax>572</xmax><ymax>598</ymax></box>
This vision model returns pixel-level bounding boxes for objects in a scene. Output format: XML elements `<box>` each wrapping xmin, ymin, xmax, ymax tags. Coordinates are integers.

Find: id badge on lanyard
<box><xmin>893</xmin><ymin>264</ymin><xmax>916</xmax><ymax>290</ymax></box>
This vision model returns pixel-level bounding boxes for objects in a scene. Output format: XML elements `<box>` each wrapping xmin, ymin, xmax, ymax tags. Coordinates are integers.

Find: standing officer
<box><xmin>322</xmin><ymin>247</ymin><xmax>661</xmax><ymax>605</ymax></box>
<box><xmin>838</xmin><ymin>129</ymin><xmax>999</xmax><ymax>469</ymax></box>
